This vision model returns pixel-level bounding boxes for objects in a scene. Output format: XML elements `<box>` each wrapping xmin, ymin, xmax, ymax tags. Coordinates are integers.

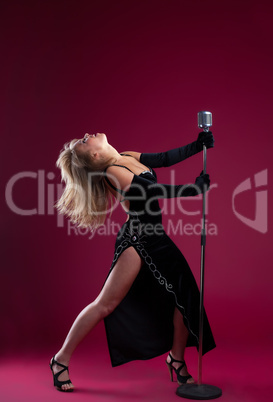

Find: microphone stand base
<box><xmin>176</xmin><ymin>383</ymin><xmax>222</xmax><ymax>400</ymax></box>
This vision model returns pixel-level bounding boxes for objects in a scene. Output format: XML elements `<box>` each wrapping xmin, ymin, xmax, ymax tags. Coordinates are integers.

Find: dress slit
<box><xmin>103</xmin><ymin>216</ymin><xmax>215</xmax><ymax>367</ymax></box>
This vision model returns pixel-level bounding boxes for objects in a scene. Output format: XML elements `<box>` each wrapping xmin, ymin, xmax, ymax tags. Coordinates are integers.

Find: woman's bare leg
<box><xmin>51</xmin><ymin>247</ymin><xmax>142</xmax><ymax>391</ymax></box>
<box><xmin>166</xmin><ymin>307</ymin><xmax>194</xmax><ymax>383</ymax></box>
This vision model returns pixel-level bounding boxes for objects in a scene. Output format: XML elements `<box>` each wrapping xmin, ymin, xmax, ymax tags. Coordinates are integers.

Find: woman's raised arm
<box><xmin>120</xmin><ymin>151</ymin><xmax>141</xmax><ymax>161</ymax></box>
<box><xmin>139</xmin><ymin>132</ymin><xmax>214</xmax><ymax>168</ymax></box>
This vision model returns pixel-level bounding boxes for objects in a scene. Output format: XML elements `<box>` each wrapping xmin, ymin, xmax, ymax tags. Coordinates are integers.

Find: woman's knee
<box><xmin>93</xmin><ymin>247</ymin><xmax>143</xmax><ymax>320</ymax></box>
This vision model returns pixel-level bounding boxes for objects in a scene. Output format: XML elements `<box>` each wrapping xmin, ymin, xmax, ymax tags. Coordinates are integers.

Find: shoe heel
<box><xmin>166</xmin><ymin>361</ymin><xmax>174</xmax><ymax>382</ymax></box>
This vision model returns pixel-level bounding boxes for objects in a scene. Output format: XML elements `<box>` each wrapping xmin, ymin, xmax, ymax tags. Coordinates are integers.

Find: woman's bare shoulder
<box><xmin>104</xmin><ymin>164</ymin><xmax>134</xmax><ymax>192</ymax></box>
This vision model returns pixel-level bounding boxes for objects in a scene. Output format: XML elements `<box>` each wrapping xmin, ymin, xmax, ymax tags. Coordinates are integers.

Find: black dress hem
<box><xmin>103</xmin><ymin>216</ymin><xmax>216</xmax><ymax>368</ymax></box>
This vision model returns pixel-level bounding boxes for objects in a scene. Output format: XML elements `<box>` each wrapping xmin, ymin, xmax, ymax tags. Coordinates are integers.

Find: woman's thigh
<box><xmin>95</xmin><ymin>246</ymin><xmax>143</xmax><ymax>315</ymax></box>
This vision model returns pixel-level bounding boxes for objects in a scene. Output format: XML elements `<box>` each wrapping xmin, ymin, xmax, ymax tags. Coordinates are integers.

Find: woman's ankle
<box><xmin>55</xmin><ymin>351</ymin><xmax>71</xmax><ymax>365</ymax></box>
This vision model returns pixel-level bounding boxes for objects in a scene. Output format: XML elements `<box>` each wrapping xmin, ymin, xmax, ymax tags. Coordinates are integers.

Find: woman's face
<box><xmin>74</xmin><ymin>133</ymin><xmax>108</xmax><ymax>155</ymax></box>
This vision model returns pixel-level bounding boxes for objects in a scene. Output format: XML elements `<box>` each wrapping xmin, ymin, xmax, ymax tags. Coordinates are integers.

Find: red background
<box><xmin>1</xmin><ymin>0</ymin><xmax>273</xmax><ymax>399</ymax></box>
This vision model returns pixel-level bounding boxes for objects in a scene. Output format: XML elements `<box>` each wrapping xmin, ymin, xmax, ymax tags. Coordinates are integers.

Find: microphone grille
<box><xmin>198</xmin><ymin>111</ymin><xmax>212</xmax><ymax>129</ymax></box>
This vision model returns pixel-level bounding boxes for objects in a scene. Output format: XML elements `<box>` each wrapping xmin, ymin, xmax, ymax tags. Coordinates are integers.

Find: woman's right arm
<box><xmin>104</xmin><ymin>165</ymin><xmax>210</xmax><ymax>199</ymax></box>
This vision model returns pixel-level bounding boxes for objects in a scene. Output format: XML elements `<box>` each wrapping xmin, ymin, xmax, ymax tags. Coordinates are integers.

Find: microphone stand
<box><xmin>176</xmin><ymin>120</ymin><xmax>222</xmax><ymax>400</ymax></box>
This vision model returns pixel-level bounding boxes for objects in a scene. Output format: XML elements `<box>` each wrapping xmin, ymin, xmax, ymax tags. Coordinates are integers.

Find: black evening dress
<box><xmin>103</xmin><ymin>143</ymin><xmax>216</xmax><ymax>367</ymax></box>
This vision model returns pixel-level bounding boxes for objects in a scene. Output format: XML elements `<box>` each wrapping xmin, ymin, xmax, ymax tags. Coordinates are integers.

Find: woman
<box><xmin>50</xmin><ymin>132</ymin><xmax>216</xmax><ymax>392</ymax></box>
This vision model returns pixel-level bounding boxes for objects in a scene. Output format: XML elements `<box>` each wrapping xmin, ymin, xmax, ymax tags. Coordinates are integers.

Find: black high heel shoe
<box><xmin>49</xmin><ymin>355</ymin><xmax>74</xmax><ymax>392</ymax></box>
<box><xmin>166</xmin><ymin>352</ymin><xmax>193</xmax><ymax>385</ymax></box>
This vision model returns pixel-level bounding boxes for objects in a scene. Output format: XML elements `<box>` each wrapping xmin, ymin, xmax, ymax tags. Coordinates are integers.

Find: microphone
<box><xmin>197</xmin><ymin>111</ymin><xmax>212</xmax><ymax>132</ymax></box>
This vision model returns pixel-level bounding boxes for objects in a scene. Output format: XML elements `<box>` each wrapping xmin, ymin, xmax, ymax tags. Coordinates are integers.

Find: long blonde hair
<box><xmin>55</xmin><ymin>139</ymin><xmax>114</xmax><ymax>229</ymax></box>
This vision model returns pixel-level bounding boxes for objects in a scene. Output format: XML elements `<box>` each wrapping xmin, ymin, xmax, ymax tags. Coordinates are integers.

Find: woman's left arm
<box><xmin>119</xmin><ymin>151</ymin><xmax>141</xmax><ymax>161</ymax></box>
<box><xmin>140</xmin><ymin>131</ymin><xmax>214</xmax><ymax>168</ymax></box>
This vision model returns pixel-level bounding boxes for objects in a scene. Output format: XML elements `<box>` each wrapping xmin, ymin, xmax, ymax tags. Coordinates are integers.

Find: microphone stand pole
<box><xmin>198</xmin><ymin>141</ymin><xmax>207</xmax><ymax>386</ymax></box>
<box><xmin>176</xmin><ymin>118</ymin><xmax>222</xmax><ymax>400</ymax></box>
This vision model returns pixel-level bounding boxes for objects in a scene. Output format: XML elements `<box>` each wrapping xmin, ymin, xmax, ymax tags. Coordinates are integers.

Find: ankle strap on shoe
<box><xmin>52</xmin><ymin>356</ymin><xmax>69</xmax><ymax>372</ymax></box>
<box><xmin>168</xmin><ymin>353</ymin><xmax>185</xmax><ymax>366</ymax></box>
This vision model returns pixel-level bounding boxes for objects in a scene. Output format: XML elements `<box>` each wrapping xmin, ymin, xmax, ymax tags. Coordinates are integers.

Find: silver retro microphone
<box><xmin>197</xmin><ymin>111</ymin><xmax>213</xmax><ymax>175</ymax></box>
<box><xmin>197</xmin><ymin>111</ymin><xmax>212</xmax><ymax>132</ymax></box>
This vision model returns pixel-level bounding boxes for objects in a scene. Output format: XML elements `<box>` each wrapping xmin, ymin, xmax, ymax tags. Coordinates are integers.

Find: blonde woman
<box><xmin>50</xmin><ymin>132</ymin><xmax>216</xmax><ymax>392</ymax></box>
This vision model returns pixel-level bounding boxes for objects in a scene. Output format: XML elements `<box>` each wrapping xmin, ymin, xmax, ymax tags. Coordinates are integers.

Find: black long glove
<box><xmin>140</xmin><ymin>131</ymin><xmax>214</xmax><ymax>168</ymax></box>
<box><xmin>125</xmin><ymin>172</ymin><xmax>210</xmax><ymax>200</ymax></box>
<box><xmin>197</xmin><ymin>131</ymin><xmax>214</xmax><ymax>149</ymax></box>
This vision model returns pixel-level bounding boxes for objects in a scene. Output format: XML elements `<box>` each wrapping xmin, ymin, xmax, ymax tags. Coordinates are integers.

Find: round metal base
<box><xmin>176</xmin><ymin>384</ymin><xmax>222</xmax><ymax>400</ymax></box>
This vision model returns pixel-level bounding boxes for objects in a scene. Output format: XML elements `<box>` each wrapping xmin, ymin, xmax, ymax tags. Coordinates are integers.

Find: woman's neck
<box><xmin>102</xmin><ymin>144</ymin><xmax>121</xmax><ymax>165</ymax></box>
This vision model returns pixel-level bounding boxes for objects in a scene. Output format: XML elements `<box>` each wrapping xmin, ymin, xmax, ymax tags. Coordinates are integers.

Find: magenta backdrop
<box><xmin>1</xmin><ymin>0</ymin><xmax>272</xmax><ymax>360</ymax></box>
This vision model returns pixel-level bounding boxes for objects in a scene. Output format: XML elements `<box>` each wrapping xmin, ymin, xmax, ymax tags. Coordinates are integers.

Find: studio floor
<box><xmin>0</xmin><ymin>338</ymin><xmax>271</xmax><ymax>402</ymax></box>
